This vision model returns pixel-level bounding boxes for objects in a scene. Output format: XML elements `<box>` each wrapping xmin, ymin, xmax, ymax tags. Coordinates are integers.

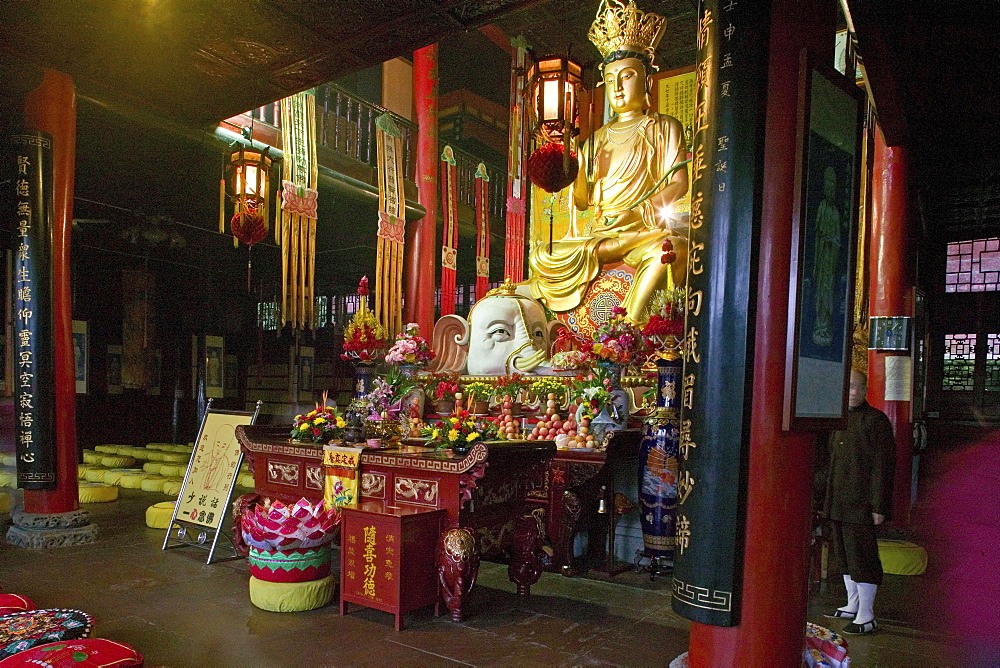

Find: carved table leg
<box><xmin>437</xmin><ymin>528</ymin><xmax>479</xmax><ymax>622</ymax></box>
<box><xmin>509</xmin><ymin>511</ymin><xmax>545</xmax><ymax>596</ymax></box>
<box><xmin>556</xmin><ymin>490</ymin><xmax>583</xmax><ymax>576</ymax></box>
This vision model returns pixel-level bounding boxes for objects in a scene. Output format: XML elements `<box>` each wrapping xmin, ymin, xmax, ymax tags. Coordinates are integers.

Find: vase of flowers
<box><xmin>493</xmin><ymin>374</ymin><xmax>530</xmax><ymax>415</ymax></box>
<box><xmin>423</xmin><ymin>372</ymin><xmax>460</xmax><ymax>416</ymax></box>
<box><xmin>385</xmin><ymin>322</ymin><xmax>435</xmax><ymax>369</ymax></box>
<box><xmin>528</xmin><ymin>376</ymin><xmax>569</xmax><ymax>408</ymax></box>
<box><xmin>290</xmin><ymin>395</ymin><xmax>346</xmax><ymax>444</ymax></box>
<box><xmin>340</xmin><ymin>277</ymin><xmax>387</xmax><ymax>372</ymax></box>
<box><xmin>572</xmin><ymin>366</ymin><xmax>628</xmax><ymax>446</ymax></box>
<box><xmin>462</xmin><ymin>381</ymin><xmax>494</xmax><ymax>415</ymax></box>
<box><xmin>584</xmin><ymin>306</ymin><xmax>645</xmax><ymax>372</ymax></box>
<box><xmin>421</xmin><ymin>412</ymin><xmax>497</xmax><ymax>455</ymax></box>
<box><xmin>642</xmin><ymin>288</ymin><xmax>686</xmax><ymax>366</ymax></box>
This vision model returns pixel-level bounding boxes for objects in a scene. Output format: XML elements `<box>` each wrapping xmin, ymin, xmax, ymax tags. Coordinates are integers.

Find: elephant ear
<box><xmin>428</xmin><ymin>315</ymin><xmax>470</xmax><ymax>374</ymax></box>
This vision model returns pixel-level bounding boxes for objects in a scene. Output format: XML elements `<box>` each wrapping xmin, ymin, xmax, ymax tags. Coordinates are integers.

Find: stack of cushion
<box><xmin>0</xmin><ymin>609</ymin><xmax>93</xmax><ymax>659</ymax></box>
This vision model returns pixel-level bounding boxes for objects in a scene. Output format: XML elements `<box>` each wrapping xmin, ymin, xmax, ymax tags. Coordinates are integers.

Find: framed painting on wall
<box><xmin>205</xmin><ymin>335</ymin><xmax>224</xmax><ymax>399</ymax></box>
<box><xmin>783</xmin><ymin>53</ymin><xmax>864</xmax><ymax>431</ymax></box>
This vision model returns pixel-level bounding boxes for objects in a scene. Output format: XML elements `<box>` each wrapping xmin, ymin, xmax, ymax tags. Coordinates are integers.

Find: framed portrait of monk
<box><xmin>783</xmin><ymin>53</ymin><xmax>864</xmax><ymax>431</ymax></box>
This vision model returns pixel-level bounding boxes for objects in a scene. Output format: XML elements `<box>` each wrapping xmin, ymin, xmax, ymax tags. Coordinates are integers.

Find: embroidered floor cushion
<box><xmin>0</xmin><ymin>638</ymin><xmax>142</xmax><ymax>666</ymax></box>
<box><xmin>0</xmin><ymin>609</ymin><xmax>93</xmax><ymax>659</ymax></box>
<box><xmin>0</xmin><ymin>595</ymin><xmax>35</xmax><ymax>616</ymax></box>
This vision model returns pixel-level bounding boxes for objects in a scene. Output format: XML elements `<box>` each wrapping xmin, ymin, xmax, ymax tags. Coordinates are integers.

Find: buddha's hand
<box><xmin>602</xmin><ymin>208</ymin><xmax>642</xmax><ymax>230</ymax></box>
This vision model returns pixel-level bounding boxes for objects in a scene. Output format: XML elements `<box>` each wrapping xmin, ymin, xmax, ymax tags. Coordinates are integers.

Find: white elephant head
<box><xmin>429</xmin><ymin>282</ymin><xmax>563</xmax><ymax>376</ymax></box>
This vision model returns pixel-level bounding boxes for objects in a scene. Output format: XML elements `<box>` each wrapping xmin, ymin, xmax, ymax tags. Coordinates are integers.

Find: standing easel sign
<box><xmin>162</xmin><ymin>400</ymin><xmax>260</xmax><ymax>563</ymax></box>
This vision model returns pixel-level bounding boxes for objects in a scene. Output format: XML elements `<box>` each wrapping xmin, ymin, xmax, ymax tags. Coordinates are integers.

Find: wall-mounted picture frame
<box><xmin>72</xmin><ymin>320</ymin><xmax>88</xmax><ymax>394</ymax></box>
<box><xmin>783</xmin><ymin>53</ymin><xmax>864</xmax><ymax>431</ymax></box>
<box><xmin>205</xmin><ymin>335</ymin><xmax>224</xmax><ymax>399</ymax></box>
<box><xmin>223</xmin><ymin>354</ymin><xmax>237</xmax><ymax>399</ymax></box>
<box><xmin>299</xmin><ymin>345</ymin><xmax>315</xmax><ymax>394</ymax></box>
<box><xmin>107</xmin><ymin>344</ymin><xmax>123</xmax><ymax>395</ymax></box>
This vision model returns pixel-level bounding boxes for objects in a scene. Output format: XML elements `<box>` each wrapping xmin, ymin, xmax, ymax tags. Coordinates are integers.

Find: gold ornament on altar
<box><xmin>588</xmin><ymin>0</ymin><xmax>667</xmax><ymax>67</ymax></box>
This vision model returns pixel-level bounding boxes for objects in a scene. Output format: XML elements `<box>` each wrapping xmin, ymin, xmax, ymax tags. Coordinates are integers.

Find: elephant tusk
<box><xmin>512</xmin><ymin>346</ymin><xmax>548</xmax><ymax>373</ymax></box>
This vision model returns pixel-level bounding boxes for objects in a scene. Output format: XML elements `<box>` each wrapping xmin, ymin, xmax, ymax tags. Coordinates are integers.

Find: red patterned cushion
<box><xmin>0</xmin><ymin>638</ymin><xmax>143</xmax><ymax>666</ymax></box>
<box><xmin>0</xmin><ymin>596</ymin><xmax>34</xmax><ymax>616</ymax></box>
<box><xmin>0</xmin><ymin>609</ymin><xmax>93</xmax><ymax>659</ymax></box>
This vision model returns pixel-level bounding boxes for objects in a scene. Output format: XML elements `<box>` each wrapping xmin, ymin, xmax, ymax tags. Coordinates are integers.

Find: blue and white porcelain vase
<box><xmin>637</xmin><ymin>354</ymin><xmax>682</xmax><ymax>558</ymax></box>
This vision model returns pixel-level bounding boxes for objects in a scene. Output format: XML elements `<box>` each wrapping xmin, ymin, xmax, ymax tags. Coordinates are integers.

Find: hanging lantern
<box><xmin>527</xmin><ymin>54</ymin><xmax>582</xmax><ymax>143</ymax></box>
<box><xmin>526</xmin><ymin>53</ymin><xmax>582</xmax><ymax>194</ymax></box>
<box><xmin>221</xmin><ymin>144</ymin><xmax>272</xmax><ymax>247</ymax></box>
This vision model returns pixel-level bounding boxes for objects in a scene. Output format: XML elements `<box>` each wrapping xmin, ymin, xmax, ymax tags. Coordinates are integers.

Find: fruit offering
<box><xmin>526</xmin><ymin>393</ymin><xmax>581</xmax><ymax>446</ymax></box>
<box><xmin>494</xmin><ymin>394</ymin><xmax>522</xmax><ymax>440</ymax></box>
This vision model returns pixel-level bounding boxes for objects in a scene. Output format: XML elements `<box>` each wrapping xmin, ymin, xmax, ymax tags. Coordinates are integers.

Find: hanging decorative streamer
<box><xmin>474</xmin><ymin>163</ymin><xmax>491</xmax><ymax>300</ymax></box>
<box><xmin>374</xmin><ymin>113</ymin><xmax>406</xmax><ymax>337</ymax></box>
<box><xmin>278</xmin><ymin>91</ymin><xmax>319</xmax><ymax>330</ymax></box>
<box><xmin>439</xmin><ymin>145</ymin><xmax>459</xmax><ymax>316</ymax></box>
<box><xmin>504</xmin><ymin>36</ymin><xmax>530</xmax><ymax>283</ymax></box>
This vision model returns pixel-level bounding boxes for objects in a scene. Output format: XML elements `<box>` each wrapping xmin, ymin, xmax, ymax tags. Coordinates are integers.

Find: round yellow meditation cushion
<box><xmin>77</xmin><ymin>464</ymin><xmax>100</xmax><ymax>480</ymax></box>
<box><xmin>161</xmin><ymin>480</ymin><xmax>183</xmax><ymax>496</ymax></box>
<box><xmin>0</xmin><ymin>490</ymin><xmax>12</xmax><ymax>514</ymax></box>
<box><xmin>99</xmin><ymin>455</ymin><xmax>136</xmax><ymax>468</ymax></box>
<box><xmin>142</xmin><ymin>462</ymin><xmax>164</xmax><ymax>475</ymax></box>
<box><xmin>95</xmin><ymin>444</ymin><xmax>131</xmax><ymax>454</ymax></box>
<box><xmin>140</xmin><ymin>476</ymin><xmax>169</xmax><ymax>493</ymax></box>
<box><xmin>238</xmin><ymin>473</ymin><xmax>256</xmax><ymax>489</ymax></box>
<box><xmin>248</xmin><ymin>574</ymin><xmax>335</xmax><ymax>612</ymax></box>
<box><xmin>84</xmin><ymin>468</ymin><xmax>109</xmax><ymax>483</ymax></box>
<box><xmin>0</xmin><ymin>470</ymin><xmax>16</xmax><ymax>488</ymax></box>
<box><xmin>82</xmin><ymin>450</ymin><xmax>103</xmax><ymax>465</ymax></box>
<box><xmin>119</xmin><ymin>471</ymin><xmax>151</xmax><ymax>489</ymax></box>
<box><xmin>79</xmin><ymin>482</ymin><xmax>119</xmax><ymax>503</ymax></box>
<box><xmin>144</xmin><ymin>444</ymin><xmax>170</xmax><ymax>452</ymax></box>
<box><xmin>0</xmin><ymin>454</ymin><xmax>16</xmax><ymax>467</ymax></box>
<box><xmin>145</xmin><ymin>501</ymin><xmax>175</xmax><ymax>528</ymax></box>
<box><xmin>157</xmin><ymin>464</ymin><xmax>185</xmax><ymax>477</ymax></box>
<box><xmin>102</xmin><ymin>468</ymin><xmax>143</xmax><ymax>486</ymax></box>
<box><xmin>878</xmin><ymin>539</ymin><xmax>928</xmax><ymax>576</ymax></box>
<box><xmin>158</xmin><ymin>453</ymin><xmax>190</xmax><ymax>464</ymax></box>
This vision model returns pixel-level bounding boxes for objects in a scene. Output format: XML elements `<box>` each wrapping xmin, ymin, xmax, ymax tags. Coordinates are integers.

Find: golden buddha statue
<box><xmin>524</xmin><ymin>0</ymin><xmax>688</xmax><ymax>326</ymax></box>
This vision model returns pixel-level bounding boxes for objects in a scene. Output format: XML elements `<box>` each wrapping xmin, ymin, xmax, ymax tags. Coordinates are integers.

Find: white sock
<box><xmin>854</xmin><ymin>582</ymin><xmax>877</xmax><ymax>625</ymax></box>
<box><xmin>838</xmin><ymin>574</ymin><xmax>859</xmax><ymax>613</ymax></box>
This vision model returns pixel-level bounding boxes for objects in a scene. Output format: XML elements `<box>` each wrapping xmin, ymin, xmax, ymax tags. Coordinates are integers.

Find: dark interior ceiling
<box><xmin>1</xmin><ymin>1</ymin><xmax>997</xmax><ymax>237</ymax></box>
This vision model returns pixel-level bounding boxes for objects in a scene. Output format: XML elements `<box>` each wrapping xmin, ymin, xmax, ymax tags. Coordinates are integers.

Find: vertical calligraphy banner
<box><xmin>672</xmin><ymin>0</ymin><xmax>771</xmax><ymax>626</ymax></box>
<box><xmin>439</xmin><ymin>146</ymin><xmax>458</xmax><ymax>316</ymax></box>
<box><xmin>474</xmin><ymin>163</ymin><xmax>490</xmax><ymax>299</ymax></box>
<box><xmin>11</xmin><ymin>130</ymin><xmax>57</xmax><ymax>490</ymax></box>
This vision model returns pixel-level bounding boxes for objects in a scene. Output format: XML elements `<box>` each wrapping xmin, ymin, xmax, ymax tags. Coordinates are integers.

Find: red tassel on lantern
<box><xmin>527</xmin><ymin>141</ymin><xmax>579</xmax><ymax>193</ymax></box>
<box><xmin>230</xmin><ymin>206</ymin><xmax>268</xmax><ymax>246</ymax></box>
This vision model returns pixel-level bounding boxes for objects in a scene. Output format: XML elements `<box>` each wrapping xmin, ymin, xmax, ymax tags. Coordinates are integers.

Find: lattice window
<box><xmin>943</xmin><ymin>333</ymin><xmax>976</xmax><ymax>391</ymax></box>
<box><xmin>945</xmin><ymin>237</ymin><xmax>1000</xmax><ymax>293</ymax></box>
<box><xmin>987</xmin><ymin>334</ymin><xmax>1000</xmax><ymax>392</ymax></box>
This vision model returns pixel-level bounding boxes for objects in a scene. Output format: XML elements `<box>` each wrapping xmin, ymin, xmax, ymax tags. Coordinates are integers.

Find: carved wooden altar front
<box><xmin>236</xmin><ymin>426</ymin><xmax>555</xmax><ymax>621</ymax></box>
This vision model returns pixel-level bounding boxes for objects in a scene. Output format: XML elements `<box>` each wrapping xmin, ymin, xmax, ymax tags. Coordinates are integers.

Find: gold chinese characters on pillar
<box><xmin>278</xmin><ymin>91</ymin><xmax>319</xmax><ymax>330</ymax></box>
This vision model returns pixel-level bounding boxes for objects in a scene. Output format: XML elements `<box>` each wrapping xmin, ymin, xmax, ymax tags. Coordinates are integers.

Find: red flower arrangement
<box><xmin>340</xmin><ymin>276</ymin><xmax>387</xmax><ymax>363</ymax></box>
<box><xmin>642</xmin><ymin>288</ymin><xmax>686</xmax><ymax>357</ymax></box>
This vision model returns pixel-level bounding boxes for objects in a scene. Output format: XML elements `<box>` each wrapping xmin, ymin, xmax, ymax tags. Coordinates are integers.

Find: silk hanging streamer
<box><xmin>278</xmin><ymin>91</ymin><xmax>319</xmax><ymax>330</ymax></box>
<box><xmin>474</xmin><ymin>163</ymin><xmax>491</xmax><ymax>299</ymax></box>
<box><xmin>374</xmin><ymin>113</ymin><xmax>406</xmax><ymax>337</ymax></box>
<box><xmin>439</xmin><ymin>145</ymin><xmax>459</xmax><ymax>316</ymax></box>
<box><xmin>504</xmin><ymin>36</ymin><xmax>530</xmax><ymax>282</ymax></box>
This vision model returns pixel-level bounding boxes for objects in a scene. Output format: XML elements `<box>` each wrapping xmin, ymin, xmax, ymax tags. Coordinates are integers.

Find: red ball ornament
<box><xmin>660</xmin><ymin>238</ymin><xmax>676</xmax><ymax>264</ymax></box>
<box><xmin>230</xmin><ymin>208</ymin><xmax>267</xmax><ymax>246</ymax></box>
<box><xmin>528</xmin><ymin>141</ymin><xmax>579</xmax><ymax>193</ymax></box>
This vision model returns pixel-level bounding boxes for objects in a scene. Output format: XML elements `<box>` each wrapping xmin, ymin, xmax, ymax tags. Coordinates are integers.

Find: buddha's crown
<box><xmin>588</xmin><ymin>0</ymin><xmax>666</xmax><ymax>67</ymax></box>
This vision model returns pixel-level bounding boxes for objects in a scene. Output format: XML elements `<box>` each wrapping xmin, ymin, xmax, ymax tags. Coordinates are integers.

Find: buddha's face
<box><xmin>466</xmin><ymin>295</ymin><xmax>550</xmax><ymax>376</ymax></box>
<box><xmin>603</xmin><ymin>57</ymin><xmax>647</xmax><ymax>116</ymax></box>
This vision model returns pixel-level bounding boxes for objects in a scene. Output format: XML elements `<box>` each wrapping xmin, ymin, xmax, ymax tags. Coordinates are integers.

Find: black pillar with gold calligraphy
<box><xmin>11</xmin><ymin>130</ymin><xmax>57</xmax><ymax>489</ymax></box>
<box><xmin>671</xmin><ymin>0</ymin><xmax>770</xmax><ymax>626</ymax></box>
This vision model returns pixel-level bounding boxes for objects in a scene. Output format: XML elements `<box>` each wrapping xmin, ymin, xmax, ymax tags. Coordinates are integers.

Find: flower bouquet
<box><xmin>570</xmin><ymin>372</ymin><xmax>617</xmax><ymax>421</ymax></box>
<box><xmin>492</xmin><ymin>374</ymin><xmax>531</xmax><ymax>402</ymax></box>
<box><xmin>642</xmin><ymin>288</ymin><xmax>685</xmax><ymax>360</ymax></box>
<box><xmin>421</xmin><ymin>412</ymin><xmax>498</xmax><ymax>454</ymax></box>
<box><xmin>385</xmin><ymin>322</ymin><xmax>435</xmax><ymax>367</ymax></box>
<box><xmin>291</xmin><ymin>395</ymin><xmax>346</xmax><ymax>444</ymax></box>
<box><xmin>422</xmin><ymin>372</ymin><xmax>460</xmax><ymax>415</ymax></box>
<box><xmin>581</xmin><ymin>306</ymin><xmax>645</xmax><ymax>376</ymax></box>
<box><xmin>529</xmin><ymin>375</ymin><xmax>570</xmax><ymax>403</ymax></box>
<box><xmin>340</xmin><ymin>277</ymin><xmax>386</xmax><ymax>363</ymax></box>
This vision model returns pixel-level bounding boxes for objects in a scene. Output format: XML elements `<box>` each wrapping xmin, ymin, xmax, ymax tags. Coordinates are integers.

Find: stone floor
<box><xmin>0</xmin><ymin>489</ymin><xmax>959</xmax><ymax>666</ymax></box>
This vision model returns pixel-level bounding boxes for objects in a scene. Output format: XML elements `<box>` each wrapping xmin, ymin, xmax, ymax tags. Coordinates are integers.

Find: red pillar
<box><xmin>21</xmin><ymin>69</ymin><xmax>79</xmax><ymax>514</ymax></box>
<box><xmin>687</xmin><ymin>0</ymin><xmax>831</xmax><ymax>663</ymax></box>
<box><xmin>868</xmin><ymin>130</ymin><xmax>913</xmax><ymax>525</ymax></box>
<box><xmin>404</xmin><ymin>45</ymin><xmax>439</xmax><ymax>337</ymax></box>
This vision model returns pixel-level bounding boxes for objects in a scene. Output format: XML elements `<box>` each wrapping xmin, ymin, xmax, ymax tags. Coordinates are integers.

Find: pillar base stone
<box><xmin>6</xmin><ymin>506</ymin><xmax>98</xmax><ymax>548</ymax></box>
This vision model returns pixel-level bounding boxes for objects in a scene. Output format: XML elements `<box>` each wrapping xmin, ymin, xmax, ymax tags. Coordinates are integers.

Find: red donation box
<box><xmin>339</xmin><ymin>500</ymin><xmax>445</xmax><ymax>630</ymax></box>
